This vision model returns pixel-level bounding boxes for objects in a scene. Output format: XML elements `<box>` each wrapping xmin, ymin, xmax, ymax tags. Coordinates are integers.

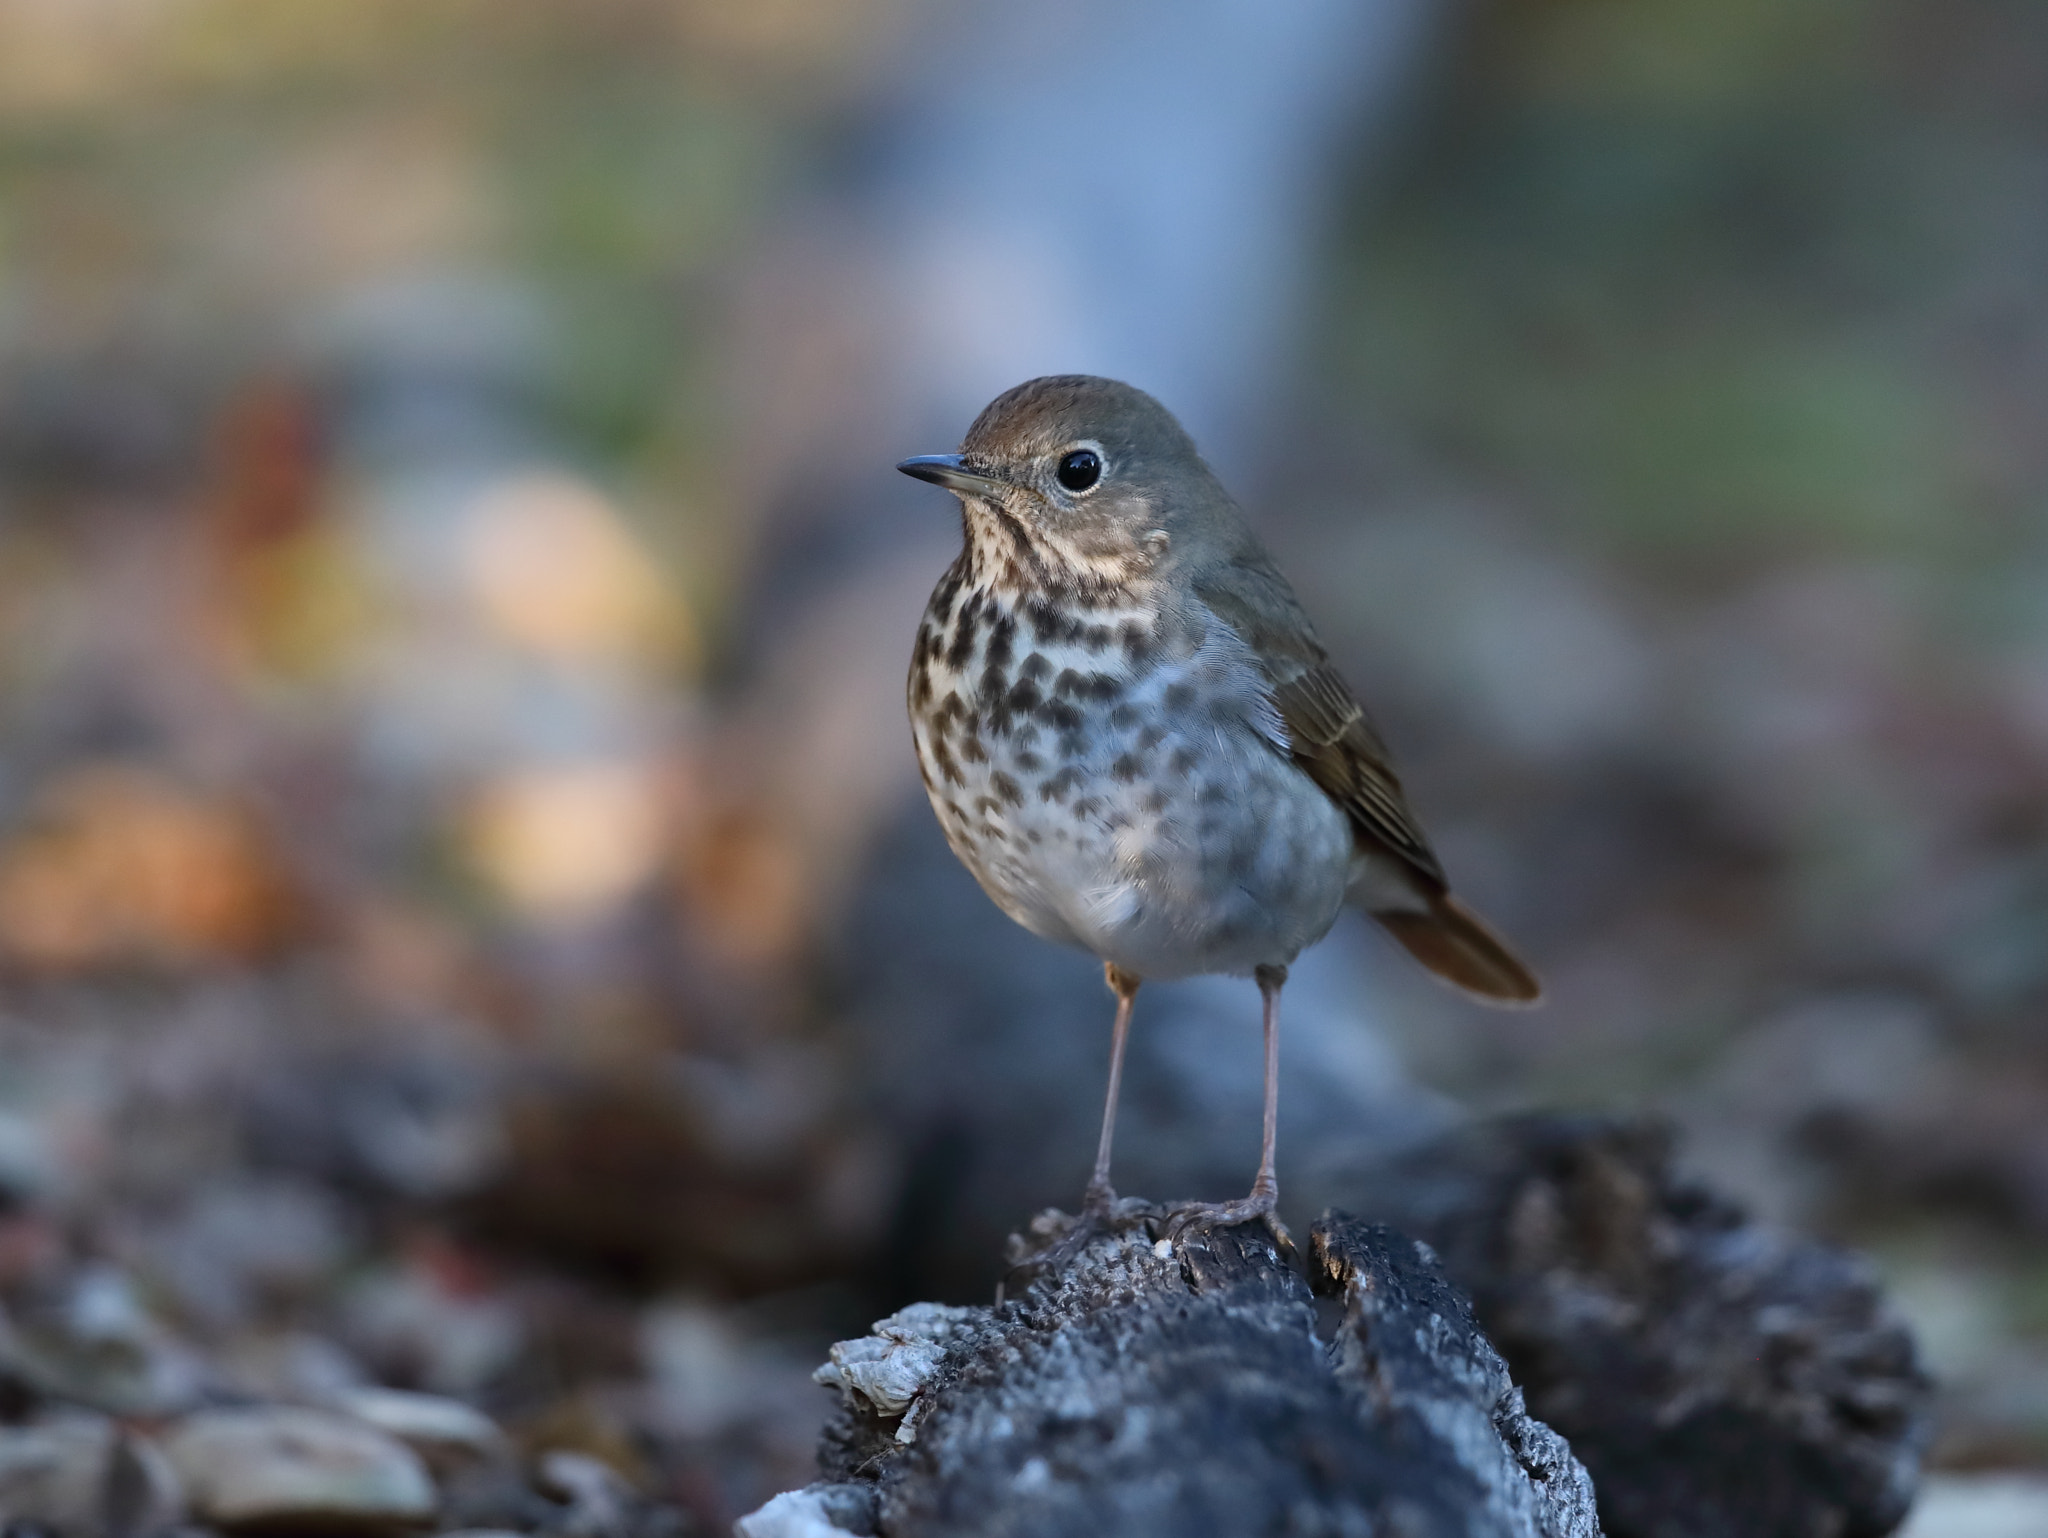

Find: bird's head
<box><xmin>898</xmin><ymin>375</ymin><xmax>1237</xmax><ymax>593</ymax></box>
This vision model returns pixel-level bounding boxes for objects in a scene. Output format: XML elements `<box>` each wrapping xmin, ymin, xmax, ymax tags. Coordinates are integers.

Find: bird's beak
<box><xmin>897</xmin><ymin>454</ymin><xmax>1008</xmax><ymax>497</ymax></box>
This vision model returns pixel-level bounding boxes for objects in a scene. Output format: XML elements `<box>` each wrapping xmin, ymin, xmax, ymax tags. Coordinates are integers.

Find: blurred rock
<box><xmin>338</xmin><ymin>1257</ymin><xmax>525</xmax><ymax>1400</ymax></box>
<box><xmin>247</xmin><ymin>1046</ymin><xmax>510</xmax><ymax>1203</ymax></box>
<box><xmin>216</xmin><ymin>1330</ymin><xmax>369</xmax><ymax>1404</ymax></box>
<box><xmin>330</xmin><ymin>1385</ymin><xmax>509</xmax><ymax>1476</ymax></box>
<box><xmin>436</xmin><ymin>1461</ymin><xmax>569</xmax><ymax>1536</ymax></box>
<box><xmin>1357</xmin><ymin>1115</ymin><xmax>1933</xmax><ymax>1538</ymax></box>
<box><xmin>1897</xmin><ymin>1473</ymin><xmax>2048</xmax><ymax>1538</ymax></box>
<box><xmin>0</xmin><ymin>1264</ymin><xmax>209</xmax><ymax>1417</ymax></box>
<box><xmin>535</xmin><ymin>1449</ymin><xmax>670</xmax><ymax>1538</ymax></box>
<box><xmin>160</xmin><ymin>1406</ymin><xmax>435</xmax><ymax>1532</ymax></box>
<box><xmin>0</xmin><ymin>1415</ymin><xmax>183</xmax><ymax>1538</ymax></box>
<box><xmin>732</xmin><ymin>1483</ymin><xmax>876</xmax><ymax>1538</ymax></box>
<box><xmin>154</xmin><ymin>1176</ymin><xmax>355</xmax><ymax>1328</ymax></box>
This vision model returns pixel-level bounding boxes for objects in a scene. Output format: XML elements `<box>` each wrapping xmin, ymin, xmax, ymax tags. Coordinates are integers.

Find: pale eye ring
<box><xmin>1055</xmin><ymin>446</ymin><xmax>1103</xmax><ymax>493</ymax></box>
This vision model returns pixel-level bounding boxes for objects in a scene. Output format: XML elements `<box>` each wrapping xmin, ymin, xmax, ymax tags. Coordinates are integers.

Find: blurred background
<box><xmin>1</xmin><ymin>0</ymin><xmax>2046</xmax><ymax>1531</ymax></box>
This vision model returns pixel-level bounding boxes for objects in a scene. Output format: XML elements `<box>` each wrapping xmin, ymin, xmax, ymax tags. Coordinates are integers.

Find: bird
<box><xmin>898</xmin><ymin>375</ymin><xmax>1538</xmax><ymax>1241</ymax></box>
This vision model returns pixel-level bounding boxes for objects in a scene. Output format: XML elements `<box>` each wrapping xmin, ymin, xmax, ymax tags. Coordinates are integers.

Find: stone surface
<box><xmin>794</xmin><ymin>1214</ymin><xmax>1601</xmax><ymax>1538</ymax></box>
<box><xmin>1355</xmin><ymin>1115</ymin><xmax>1933</xmax><ymax>1538</ymax></box>
<box><xmin>0</xmin><ymin>1264</ymin><xmax>209</xmax><ymax>1417</ymax></box>
<box><xmin>160</xmin><ymin>1405</ymin><xmax>435</xmax><ymax>1531</ymax></box>
<box><xmin>734</xmin><ymin>1483</ymin><xmax>880</xmax><ymax>1538</ymax></box>
<box><xmin>0</xmin><ymin>1415</ymin><xmax>183</xmax><ymax>1538</ymax></box>
<box><xmin>331</xmin><ymin>1384</ymin><xmax>509</xmax><ymax>1473</ymax></box>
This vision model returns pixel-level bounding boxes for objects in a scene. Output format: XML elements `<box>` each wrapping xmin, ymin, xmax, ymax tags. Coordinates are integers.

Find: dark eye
<box><xmin>1055</xmin><ymin>448</ymin><xmax>1102</xmax><ymax>493</ymax></box>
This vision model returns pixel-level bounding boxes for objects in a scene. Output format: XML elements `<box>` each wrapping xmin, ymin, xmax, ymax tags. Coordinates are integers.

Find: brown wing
<box><xmin>1196</xmin><ymin>551</ymin><xmax>1541</xmax><ymax>1006</ymax></box>
<box><xmin>1193</xmin><ymin>554</ymin><xmax>1445</xmax><ymax>887</ymax></box>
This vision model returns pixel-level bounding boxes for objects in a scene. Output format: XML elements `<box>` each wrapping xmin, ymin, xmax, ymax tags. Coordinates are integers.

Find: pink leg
<box><xmin>1084</xmin><ymin>963</ymin><xmax>1141</xmax><ymax>1213</ymax></box>
<box><xmin>1165</xmin><ymin>964</ymin><xmax>1290</xmax><ymax>1243</ymax></box>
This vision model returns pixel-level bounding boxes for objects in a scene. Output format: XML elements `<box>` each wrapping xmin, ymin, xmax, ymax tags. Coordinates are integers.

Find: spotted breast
<box><xmin>907</xmin><ymin>557</ymin><xmax>1357</xmax><ymax>981</ymax></box>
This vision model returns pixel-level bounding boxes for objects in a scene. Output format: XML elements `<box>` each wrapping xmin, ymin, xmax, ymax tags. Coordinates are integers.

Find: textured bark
<box><xmin>749</xmin><ymin>1113</ymin><xmax>1934</xmax><ymax>1538</ymax></box>
<box><xmin>1351</xmin><ymin>1115</ymin><xmax>1932</xmax><ymax>1538</ymax></box>
<box><xmin>794</xmin><ymin>1213</ymin><xmax>1601</xmax><ymax>1538</ymax></box>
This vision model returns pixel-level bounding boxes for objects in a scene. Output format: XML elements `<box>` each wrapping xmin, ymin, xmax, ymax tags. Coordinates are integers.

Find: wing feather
<box><xmin>1193</xmin><ymin>554</ymin><xmax>1445</xmax><ymax>887</ymax></box>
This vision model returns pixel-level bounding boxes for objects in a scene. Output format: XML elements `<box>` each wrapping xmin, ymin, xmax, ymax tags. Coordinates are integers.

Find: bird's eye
<box><xmin>1055</xmin><ymin>448</ymin><xmax>1103</xmax><ymax>493</ymax></box>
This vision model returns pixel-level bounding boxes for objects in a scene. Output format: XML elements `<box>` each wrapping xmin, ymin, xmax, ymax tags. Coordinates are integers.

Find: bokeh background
<box><xmin>1</xmin><ymin>0</ymin><xmax>2046</xmax><ymax>1531</ymax></box>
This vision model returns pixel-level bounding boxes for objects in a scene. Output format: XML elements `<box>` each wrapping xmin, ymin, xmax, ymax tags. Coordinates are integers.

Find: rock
<box><xmin>535</xmin><ymin>1449</ymin><xmax>632</xmax><ymax>1537</ymax></box>
<box><xmin>160</xmin><ymin>1406</ymin><xmax>435</xmax><ymax>1531</ymax></box>
<box><xmin>1314</xmin><ymin>1218</ymin><xmax>1606</xmax><ymax>1538</ymax></box>
<box><xmin>436</xmin><ymin>1462</ymin><xmax>566</xmax><ymax>1535</ymax></box>
<box><xmin>0</xmin><ymin>1264</ymin><xmax>209</xmax><ymax>1416</ymax></box>
<box><xmin>330</xmin><ymin>1385</ymin><xmax>508</xmax><ymax>1474</ymax></box>
<box><xmin>733</xmin><ymin>1483</ymin><xmax>878</xmax><ymax>1538</ymax></box>
<box><xmin>0</xmin><ymin>1414</ymin><xmax>184</xmax><ymax>1538</ymax></box>
<box><xmin>1897</xmin><ymin>1473</ymin><xmax>2048</xmax><ymax>1538</ymax></box>
<box><xmin>1358</xmin><ymin>1114</ymin><xmax>1933</xmax><ymax>1538</ymax></box>
<box><xmin>811</xmin><ymin>1304</ymin><xmax>980</xmax><ymax>1437</ymax></box>
<box><xmin>790</xmin><ymin>1214</ymin><xmax>1602</xmax><ymax>1537</ymax></box>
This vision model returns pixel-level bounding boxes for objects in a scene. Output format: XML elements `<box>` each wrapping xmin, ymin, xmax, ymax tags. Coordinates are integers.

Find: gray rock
<box><xmin>329</xmin><ymin>1385</ymin><xmax>508</xmax><ymax>1474</ymax></box>
<box><xmin>734</xmin><ymin>1483</ymin><xmax>879</xmax><ymax>1538</ymax></box>
<box><xmin>0</xmin><ymin>1265</ymin><xmax>209</xmax><ymax>1417</ymax></box>
<box><xmin>160</xmin><ymin>1406</ymin><xmax>435</xmax><ymax>1531</ymax></box>
<box><xmin>536</xmin><ymin>1450</ymin><xmax>633</xmax><ymax>1538</ymax></box>
<box><xmin>0</xmin><ymin>1415</ymin><xmax>183</xmax><ymax>1538</ymax></box>
<box><xmin>1353</xmin><ymin>1115</ymin><xmax>1933</xmax><ymax>1538</ymax></box>
<box><xmin>798</xmin><ymin>1214</ymin><xmax>1600</xmax><ymax>1538</ymax></box>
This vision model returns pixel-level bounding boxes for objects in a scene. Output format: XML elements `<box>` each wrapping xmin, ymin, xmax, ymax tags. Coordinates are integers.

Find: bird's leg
<box><xmin>1005</xmin><ymin>965</ymin><xmax>1149</xmax><ymax>1282</ymax></box>
<box><xmin>1165</xmin><ymin>964</ymin><xmax>1291</xmax><ymax>1248</ymax></box>
<box><xmin>1082</xmin><ymin>963</ymin><xmax>1142</xmax><ymax>1217</ymax></box>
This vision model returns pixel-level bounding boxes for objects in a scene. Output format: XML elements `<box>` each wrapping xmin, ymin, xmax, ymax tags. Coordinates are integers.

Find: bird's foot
<box><xmin>1002</xmin><ymin>1186</ymin><xmax>1161</xmax><ymax>1283</ymax></box>
<box><xmin>1162</xmin><ymin>1188</ymin><xmax>1292</xmax><ymax>1253</ymax></box>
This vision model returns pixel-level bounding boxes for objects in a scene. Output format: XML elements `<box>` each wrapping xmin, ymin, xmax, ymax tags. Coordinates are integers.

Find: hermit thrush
<box><xmin>899</xmin><ymin>376</ymin><xmax>1538</xmax><ymax>1238</ymax></box>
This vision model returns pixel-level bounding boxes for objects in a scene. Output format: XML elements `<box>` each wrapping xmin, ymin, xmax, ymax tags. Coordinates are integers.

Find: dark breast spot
<box><xmin>1121</xmin><ymin>621</ymin><xmax>1155</xmax><ymax>666</ymax></box>
<box><xmin>1142</xmin><ymin>788</ymin><xmax>1170</xmax><ymax>815</ymax></box>
<box><xmin>1020</xmin><ymin>652</ymin><xmax>1052</xmax><ymax>681</ymax></box>
<box><xmin>1164</xmin><ymin>682</ymin><xmax>1197</xmax><ymax>712</ymax></box>
<box><xmin>985</xmin><ymin>612</ymin><xmax>1016</xmax><ymax>672</ymax></box>
<box><xmin>935</xmin><ymin>558</ymin><xmax>966</xmax><ymax>604</ymax></box>
<box><xmin>1168</xmin><ymin>746</ymin><xmax>1199</xmax><ymax>778</ymax></box>
<box><xmin>1082</xmin><ymin>624</ymin><xmax>1115</xmax><ymax>652</ymax></box>
<box><xmin>1108</xmin><ymin>703</ymin><xmax>1140</xmax><ymax>729</ymax></box>
<box><xmin>1039</xmin><ymin>766</ymin><xmax>1083</xmax><ymax>803</ymax></box>
<box><xmin>946</xmin><ymin>592</ymin><xmax>983</xmax><ymax>671</ymax></box>
<box><xmin>1054</xmin><ymin>668</ymin><xmax>1123</xmax><ymax>704</ymax></box>
<box><xmin>1037</xmin><ymin>698</ymin><xmax>1083</xmax><ymax>733</ymax></box>
<box><xmin>1025</xmin><ymin>599</ymin><xmax>1084</xmax><ymax>645</ymax></box>
<box><xmin>1110</xmin><ymin>752</ymin><xmax>1145</xmax><ymax>783</ymax></box>
<box><xmin>1071</xmin><ymin>797</ymin><xmax>1102</xmax><ymax>821</ymax></box>
<box><xmin>989</xmin><ymin>771</ymin><xmax>1024</xmax><ymax>807</ymax></box>
<box><xmin>1137</xmin><ymin>723</ymin><xmax>1167</xmax><ymax>750</ymax></box>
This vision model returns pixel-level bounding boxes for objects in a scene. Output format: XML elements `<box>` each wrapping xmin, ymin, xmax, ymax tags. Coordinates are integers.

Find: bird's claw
<box><xmin>1161</xmin><ymin>1193</ymin><xmax>1293</xmax><ymax>1253</ymax></box>
<box><xmin>1003</xmin><ymin>1191</ymin><xmax>1162</xmax><ymax>1282</ymax></box>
